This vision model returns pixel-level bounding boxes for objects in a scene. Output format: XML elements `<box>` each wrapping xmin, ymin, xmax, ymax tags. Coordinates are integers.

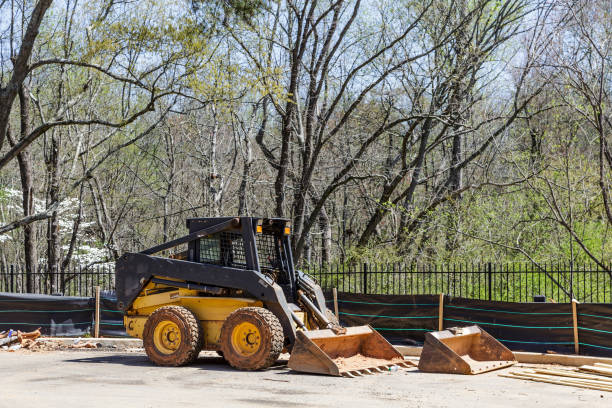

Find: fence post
<box><xmin>487</xmin><ymin>262</ymin><xmax>492</xmax><ymax>301</ymax></box>
<box><xmin>332</xmin><ymin>287</ymin><xmax>339</xmax><ymax>320</ymax></box>
<box><xmin>571</xmin><ymin>299</ymin><xmax>579</xmax><ymax>355</ymax></box>
<box><xmin>94</xmin><ymin>286</ymin><xmax>101</xmax><ymax>338</ymax></box>
<box><xmin>363</xmin><ymin>263</ymin><xmax>368</xmax><ymax>295</ymax></box>
<box><xmin>10</xmin><ymin>264</ymin><xmax>14</xmax><ymax>292</ymax></box>
<box><xmin>438</xmin><ymin>293</ymin><xmax>444</xmax><ymax>331</ymax></box>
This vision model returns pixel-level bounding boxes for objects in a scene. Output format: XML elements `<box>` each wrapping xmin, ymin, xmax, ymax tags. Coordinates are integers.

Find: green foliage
<box><xmin>191</xmin><ymin>0</ymin><xmax>265</xmax><ymax>25</ymax></box>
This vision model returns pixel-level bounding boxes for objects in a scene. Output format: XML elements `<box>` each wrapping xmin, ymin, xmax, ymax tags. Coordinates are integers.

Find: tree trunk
<box><xmin>0</xmin><ymin>0</ymin><xmax>53</xmax><ymax>150</ymax></box>
<box><xmin>45</xmin><ymin>131</ymin><xmax>61</xmax><ymax>291</ymax></box>
<box><xmin>238</xmin><ymin>135</ymin><xmax>252</xmax><ymax>215</ymax></box>
<box><xmin>60</xmin><ymin>183</ymin><xmax>84</xmax><ymax>292</ymax></box>
<box><xmin>209</xmin><ymin>106</ymin><xmax>223</xmax><ymax>216</ymax></box>
<box><xmin>319</xmin><ymin>206</ymin><xmax>332</xmax><ymax>266</ymax></box>
<box><xmin>88</xmin><ymin>177</ymin><xmax>119</xmax><ymax>260</ymax></box>
<box><xmin>359</xmin><ymin>118</ymin><xmax>432</xmax><ymax>246</ymax></box>
<box><xmin>6</xmin><ymin>86</ymin><xmax>37</xmax><ymax>292</ymax></box>
<box><xmin>162</xmin><ymin>129</ymin><xmax>175</xmax><ymax>242</ymax></box>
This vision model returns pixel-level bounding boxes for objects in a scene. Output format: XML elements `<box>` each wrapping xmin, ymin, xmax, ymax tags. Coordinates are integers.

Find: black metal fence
<box><xmin>1</xmin><ymin>261</ymin><xmax>610</xmax><ymax>303</ymax></box>
<box><xmin>309</xmin><ymin>262</ymin><xmax>612</xmax><ymax>303</ymax></box>
<box><xmin>0</xmin><ymin>264</ymin><xmax>115</xmax><ymax>297</ymax></box>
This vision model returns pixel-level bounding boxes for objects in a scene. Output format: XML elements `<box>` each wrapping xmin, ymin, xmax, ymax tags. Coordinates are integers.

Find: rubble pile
<box><xmin>0</xmin><ymin>328</ymin><xmax>100</xmax><ymax>352</ymax></box>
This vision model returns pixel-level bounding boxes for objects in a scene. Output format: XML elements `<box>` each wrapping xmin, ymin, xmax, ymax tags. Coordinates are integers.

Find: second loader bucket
<box><xmin>287</xmin><ymin>325</ymin><xmax>411</xmax><ymax>377</ymax></box>
<box><xmin>418</xmin><ymin>325</ymin><xmax>516</xmax><ymax>374</ymax></box>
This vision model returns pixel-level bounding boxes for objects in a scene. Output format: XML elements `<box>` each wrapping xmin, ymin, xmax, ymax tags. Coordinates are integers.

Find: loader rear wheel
<box><xmin>143</xmin><ymin>306</ymin><xmax>203</xmax><ymax>366</ymax></box>
<box><xmin>220</xmin><ymin>307</ymin><xmax>283</xmax><ymax>370</ymax></box>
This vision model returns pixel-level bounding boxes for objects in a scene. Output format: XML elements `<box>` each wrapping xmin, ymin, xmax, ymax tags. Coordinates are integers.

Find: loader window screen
<box><xmin>256</xmin><ymin>234</ymin><xmax>289</xmax><ymax>283</ymax></box>
<box><xmin>199</xmin><ymin>232</ymin><xmax>247</xmax><ymax>268</ymax></box>
<box><xmin>199</xmin><ymin>237</ymin><xmax>221</xmax><ymax>264</ymax></box>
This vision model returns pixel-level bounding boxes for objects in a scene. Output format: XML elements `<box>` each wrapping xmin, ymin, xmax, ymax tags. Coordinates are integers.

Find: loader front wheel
<box><xmin>143</xmin><ymin>306</ymin><xmax>203</xmax><ymax>366</ymax></box>
<box><xmin>220</xmin><ymin>307</ymin><xmax>283</xmax><ymax>370</ymax></box>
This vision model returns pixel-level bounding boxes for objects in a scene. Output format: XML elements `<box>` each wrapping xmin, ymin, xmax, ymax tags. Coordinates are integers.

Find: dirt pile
<box><xmin>333</xmin><ymin>354</ymin><xmax>405</xmax><ymax>372</ymax></box>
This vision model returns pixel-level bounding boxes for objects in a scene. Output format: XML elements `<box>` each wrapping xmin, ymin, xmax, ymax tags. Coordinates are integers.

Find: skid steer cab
<box><xmin>115</xmin><ymin>217</ymin><xmax>404</xmax><ymax>376</ymax></box>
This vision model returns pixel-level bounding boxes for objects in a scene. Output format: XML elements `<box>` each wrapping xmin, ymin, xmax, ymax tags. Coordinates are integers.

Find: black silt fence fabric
<box><xmin>444</xmin><ymin>296</ymin><xmax>575</xmax><ymax>354</ymax></box>
<box><xmin>577</xmin><ymin>303</ymin><xmax>612</xmax><ymax>357</ymax></box>
<box><xmin>327</xmin><ymin>292</ymin><xmax>439</xmax><ymax>345</ymax></box>
<box><xmin>0</xmin><ymin>292</ymin><xmax>92</xmax><ymax>336</ymax></box>
<box><xmin>329</xmin><ymin>292</ymin><xmax>612</xmax><ymax>356</ymax></box>
<box><xmin>99</xmin><ymin>295</ymin><xmax>128</xmax><ymax>337</ymax></box>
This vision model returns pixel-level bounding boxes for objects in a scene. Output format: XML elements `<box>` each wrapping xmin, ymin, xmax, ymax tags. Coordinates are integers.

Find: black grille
<box><xmin>199</xmin><ymin>232</ymin><xmax>247</xmax><ymax>268</ymax></box>
<box><xmin>256</xmin><ymin>233</ymin><xmax>290</xmax><ymax>284</ymax></box>
<box><xmin>256</xmin><ymin>234</ymin><xmax>283</xmax><ymax>271</ymax></box>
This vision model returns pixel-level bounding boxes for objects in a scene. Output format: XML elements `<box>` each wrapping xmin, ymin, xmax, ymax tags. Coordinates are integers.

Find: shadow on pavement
<box><xmin>192</xmin><ymin>357</ymin><xmax>290</xmax><ymax>373</ymax></box>
<box><xmin>65</xmin><ymin>354</ymin><xmax>153</xmax><ymax>367</ymax></box>
<box><xmin>65</xmin><ymin>354</ymin><xmax>290</xmax><ymax>374</ymax></box>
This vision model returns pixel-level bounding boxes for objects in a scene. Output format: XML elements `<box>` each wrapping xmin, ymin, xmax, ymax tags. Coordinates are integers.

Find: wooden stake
<box><xmin>94</xmin><ymin>286</ymin><xmax>101</xmax><ymax>338</ymax></box>
<box><xmin>571</xmin><ymin>299</ymin><xmax>579</xmax><ymax>355</ymax></box>
<box><xmin>332</xmin><ymin>288</ymin><xmax>339</xmax><ymax>320</ymax></box>
<box><xmin>438</xmin><ymin>293</ymin><xmax>444</xmax><ymax>331</ymax></box>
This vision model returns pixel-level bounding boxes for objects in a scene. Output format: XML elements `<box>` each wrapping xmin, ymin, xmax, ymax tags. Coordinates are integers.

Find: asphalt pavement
<box><xmin>0</xmin><ymin>350</ymin><xmax>608</xmax><ymax>407</ymax></box>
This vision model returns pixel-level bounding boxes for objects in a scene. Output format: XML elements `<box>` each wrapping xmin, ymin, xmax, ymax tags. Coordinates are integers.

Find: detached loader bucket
<box><xmin>418</xmin><ymin>325</ymin><xmax>516</xmax><ymax>375</ymax></box>
<box><xmin>287</xmin><ymin>325</ymin><xmax>410</xmax><ymax>377</ymax></box>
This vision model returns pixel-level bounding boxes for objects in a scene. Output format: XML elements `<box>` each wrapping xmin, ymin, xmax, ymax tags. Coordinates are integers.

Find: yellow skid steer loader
<box><xmin>115</xmin><ymin>217</ymin><xmax>408</xmax><ymax>376</ymax></box>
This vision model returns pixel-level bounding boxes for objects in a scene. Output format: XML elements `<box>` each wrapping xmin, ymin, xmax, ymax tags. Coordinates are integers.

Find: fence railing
<box><xmin>0</xmin><ymin>264</ymin><xmax>115</xmax><ymax>297</ymax></box>
<box><xmin>308</xmin><ymin>262</ymin><xmax>612</xmax><ymax>303</ymax></box>
<box><xmin>1</xmin><ymin>261</ymin><xmax>610</xmax><ymax>303</ymax></box>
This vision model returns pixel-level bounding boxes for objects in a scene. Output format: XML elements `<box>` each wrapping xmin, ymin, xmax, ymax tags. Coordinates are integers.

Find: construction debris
<box><xmin>501</xmin><ymin>364</ymin><xmax>612</xmax><ymax>392</ymax></box>
<box><xmin>0</xmin><ymin>328</ymin><xmax>99</xmax><ymax>352</ymax></box>
<box><xmin>72</xmin><ymin>341</ymin><xmax>99</xmax><ymax>349</ymax></box>
<box><xmin>0</xmin><ymin>328</ymin><xmax>41</xmax><ymax>350</ymax></box>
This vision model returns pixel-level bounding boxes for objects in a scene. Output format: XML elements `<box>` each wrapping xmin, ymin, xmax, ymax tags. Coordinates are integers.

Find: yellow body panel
<box><xmin>180</xmin><ymin>297</ymin><xmax>261</xmax><ymax>321</ymax></box>
<box><xmin>125</xmin><ymin>315</ymin><xmax>147</xmax><ymax>338</ymax></box>
<box><xmin>131</xmin><ymin>288</ymin><xmax>198</xmax><ymax>311</ymax></box>
<box><xmin>201</xmin><ymin>321</ymin><xmax>224</xmax><ymax>348</ymax></box>
<box><xmin>127</xmin><ymin>286</ymin><xmax>264</xmax><ymax>349</ymax></box>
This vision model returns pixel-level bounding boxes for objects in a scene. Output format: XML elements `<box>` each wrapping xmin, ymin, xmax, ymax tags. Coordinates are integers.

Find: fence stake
<box><xmin>332</xmin><ymin>287</ymin><xmax>339</xmax><ymax>320</ymax></box>
<box><xmin>571</xmin><ymin>298</ymin><xmax>579</xmax><ymax>355</ymax></box>
<box><xmin>363</xmin><ymin>263</ymin><xmax>368</xmax><ymax>295</ymax></box>
<box><xmin>438</xmin><ymin>293</ymin><xmax>444</xmax><ymax>331</ymax></box>
<box><xmin>9</xmin><ymin>264</ymin><xmax>14</xmax><ymax>292</ymax></box>
<box><xmin>94</xmin><ymin>286</ymin><xmax>101</xmax><ymax>338</ymax></box>
<box><xmin>487</xmin><ymin>262</ymin><xmax>492</xmax><ymax>301</ymax></box>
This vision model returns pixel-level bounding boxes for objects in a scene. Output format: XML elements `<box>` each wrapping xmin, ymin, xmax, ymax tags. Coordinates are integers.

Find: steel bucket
<box><xmin>287</xmin><ymin>325</ymin><xmax>411</xmax><ymax>377</ymax></box>
<box><xmin>418</xmin><ymin>325</ymin><xmax>516</xmax><ymax>374</ymax></box>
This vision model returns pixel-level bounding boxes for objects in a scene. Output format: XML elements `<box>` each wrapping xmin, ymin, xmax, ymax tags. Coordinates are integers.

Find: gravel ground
<box><xmin>0</xmin><ymin>350</ymin><xmax>609</xmax><ymax>408</ymax></box>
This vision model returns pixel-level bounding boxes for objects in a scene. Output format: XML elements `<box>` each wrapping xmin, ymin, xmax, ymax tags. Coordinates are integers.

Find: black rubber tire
<box><xmin>143</xmin><ymin>306</ymin><xmax>203</xmax><ymax>366</ymax></box>
<box><xmin>220</xmin><ymin>307</ymin><xmax>283</xmax><ymax>371</ymax></box>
